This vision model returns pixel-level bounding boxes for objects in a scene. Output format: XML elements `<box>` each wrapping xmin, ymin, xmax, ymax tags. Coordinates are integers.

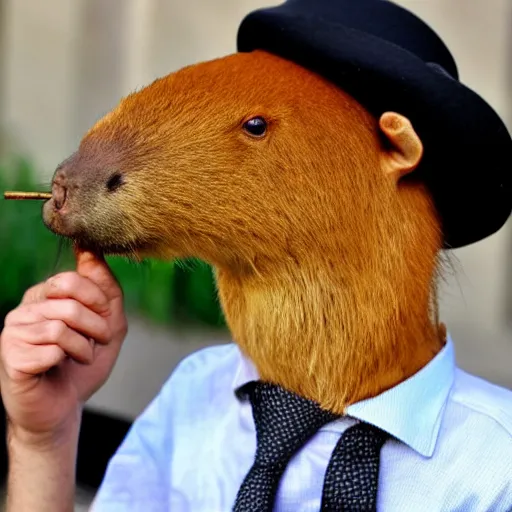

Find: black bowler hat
<box><xmin>236</xmin><ymin>0</ymin><xmax>512</xmax><ymax>249</ymax></box>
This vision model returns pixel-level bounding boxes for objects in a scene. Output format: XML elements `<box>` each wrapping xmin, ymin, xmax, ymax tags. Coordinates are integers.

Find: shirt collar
<box><xmin>232</xmin><ymin>334</ymin><xmax>456</xmax><ymax>458</ymax></box>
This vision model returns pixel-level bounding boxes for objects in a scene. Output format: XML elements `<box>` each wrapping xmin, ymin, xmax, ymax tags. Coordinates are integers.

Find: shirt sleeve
<box><xmin>90</xmin><ymin>367</ymin><xmax>179</xmax><ymax>512</ymax></box>
<box><xmin>89</xmin><ymin>343</ymin><xmax>239</xmax><ymax>512</ymax></box>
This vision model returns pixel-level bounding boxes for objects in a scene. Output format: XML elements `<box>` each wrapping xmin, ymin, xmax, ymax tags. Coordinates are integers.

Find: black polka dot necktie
<box><xmin>232</xmin><ymin>381</ymin><xmax>390</xmax><ymax>512</ymax></box>
<box><xmin>321</xmin><ymin>422</ymin><xmax>389</xmax><ymax>511</ymax></box>
<box><xmin>233</xmin><ymin>381</ymin><xmax>339</xmax><ymax>512</ymax></box>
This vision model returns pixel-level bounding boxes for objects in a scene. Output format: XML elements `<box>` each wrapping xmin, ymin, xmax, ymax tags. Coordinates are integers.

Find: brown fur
<box><xmin>43</xmin><ymin>50</ymin><xmax>446</xmax><ymax>414</ymax></box>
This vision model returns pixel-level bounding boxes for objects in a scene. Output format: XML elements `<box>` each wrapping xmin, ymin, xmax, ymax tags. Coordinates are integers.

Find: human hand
<box><xmin>0</xmin><ymin>249</ymin><xmax>128</xmax><ymax>446</ymax></box>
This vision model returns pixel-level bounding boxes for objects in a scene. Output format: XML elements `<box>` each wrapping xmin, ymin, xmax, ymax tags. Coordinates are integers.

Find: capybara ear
<box><xmin>379</xmin><ymin>112</ymin><xmax>424</xmax><ymax>181</ymax></box>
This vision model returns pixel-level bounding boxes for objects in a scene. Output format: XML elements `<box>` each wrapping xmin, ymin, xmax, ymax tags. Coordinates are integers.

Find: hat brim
<box><xmin>237</xmin><ymin>9</ymin><xmax>512</xmax><ymax>249</ymax></box>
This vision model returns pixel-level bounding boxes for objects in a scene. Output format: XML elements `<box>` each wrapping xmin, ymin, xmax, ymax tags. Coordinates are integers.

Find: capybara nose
<box><xmin>52</xmin><ymin>172</ymin><xmax>68</xmax><ymax>210</ymax></box>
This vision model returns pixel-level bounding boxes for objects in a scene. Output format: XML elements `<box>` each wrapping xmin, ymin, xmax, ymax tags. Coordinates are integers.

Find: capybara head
<box><xmin>43</xmin><ymin>50</ymin><xmax>441</xmax><ymax>272</ymax></box>
<box><xmin>43</xmin><ymin>50</ymin><xmax>444</xmax><ymax>409</ymax></box>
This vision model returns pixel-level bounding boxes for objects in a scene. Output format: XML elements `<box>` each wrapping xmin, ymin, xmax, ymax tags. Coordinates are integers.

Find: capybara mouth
<box><xmin>72</xmin><ymin>235</ymin><xmax>151</xmax><ymax>258</ymax></box>
<box><xmin>41</xmin><ymin>190</ymin><xmax>153</xmax><ymax>258</ymax></box>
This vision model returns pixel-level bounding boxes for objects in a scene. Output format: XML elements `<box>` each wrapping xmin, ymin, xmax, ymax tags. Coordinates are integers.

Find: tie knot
<box><xmin>239</xmin><ymin>381</ymin><xmax>340</xmax><ymax>467</ymax></box>
<box><xmin>344</xmin><ymin>421</ymin><xmax>389</xmax><ymax>448</ymax></box>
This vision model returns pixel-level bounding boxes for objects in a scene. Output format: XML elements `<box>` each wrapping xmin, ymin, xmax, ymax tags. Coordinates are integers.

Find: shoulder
<box><xmin>436</xmin><ymin>369</ymin><xmax>512</xmax><ymax>501</ymax></box>
<box><xmin>104</xmin><ymin>343</ymin><xmax>241</xmax><ymax>458</ymax></box>
<box><xmin>166</xmin><ymin>342</ymin><xmax>241</xmax><ymax>389</ymax></box>
<box><xmin>449</xmin><ymin>368</ymin><xmax>512</xmax><ymax>436</ymax></box>
<box><xmin>154</xmin><ymin>342</ymin><xmax>243</xmax><ymax>412</ymax></box>
<box><xmin>93</xmin><ymin>344</ymin><xmax>243</xmax><ymax>507</ymax></box>
<box><xmin>440</xmin><ymin>368</ymin><xmax>512</xmax><ymax>472</ymax></box>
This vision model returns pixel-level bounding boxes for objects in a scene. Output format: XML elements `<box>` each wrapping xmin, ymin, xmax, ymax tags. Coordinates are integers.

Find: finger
<box><xmin>44</xmin><ymin>272</ymin><xmax>109</xmax><ymax>316</ymax></box>
<box><xmin>21</xmin><ymin>272</ymin><xmax>110</xmax><ymax>316</ymax></box>
<box><xmin>5</xmin><ymin>300</ymin><xmax>111</xmax><ymax>344</ymax></box>
<box><xmin>74</xmin><ymin>248</ymin><xmax>123</xmax><ymax>303</ymax></box>
<box><xmin>21</xmin><ymin>282</ymin><xmax>47</xmax><ymax>305</ymax></box>
<box><xmin>4</xmin><ymin>322</ymin><xmax>94</xmax><ymax>365</ymax></box>
<box><xmin>2</xmin><ymin>342</ymin><xmax>66</xmax><ymax>379</ymax></box>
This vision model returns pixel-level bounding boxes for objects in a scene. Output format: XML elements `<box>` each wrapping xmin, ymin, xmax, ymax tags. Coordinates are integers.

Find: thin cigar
<box><xmin>4</xmin><ymin>191</ymin><xmax>52</xmax><ymax>200</ymax></box>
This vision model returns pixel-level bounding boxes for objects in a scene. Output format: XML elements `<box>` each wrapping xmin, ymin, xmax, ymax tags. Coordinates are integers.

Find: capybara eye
<box><xmin>243</xmin><ymin>116</ymin><xmax>267</xmax><ymax>137</ymax></box>
<box><xmin>106</xmin><ymin>173</ymin><xmax>124</xmax><ymax>192</ymax></box>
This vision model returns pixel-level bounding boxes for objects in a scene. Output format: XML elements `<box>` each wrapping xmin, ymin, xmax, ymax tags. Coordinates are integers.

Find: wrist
<box><xmin>6</xmin><ymin>412</ymin><xmax>80</xmax><ymax>512</ymax></box>
<box><xmin>7</xmin><ymin>407</ymin><xmax>82</xmax><ymax>453</ymax></box>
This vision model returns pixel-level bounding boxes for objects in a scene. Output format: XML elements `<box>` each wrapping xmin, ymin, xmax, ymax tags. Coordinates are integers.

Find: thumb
<box><xmin>74</xmin><ymin>245</ymin><xmax>123</xmax><ymax>302</ymax></box>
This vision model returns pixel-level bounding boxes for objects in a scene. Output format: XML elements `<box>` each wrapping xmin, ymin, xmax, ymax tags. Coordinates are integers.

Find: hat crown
<box><xmin>266</xmin><ymin>0</ymin><xmax>459</xmax><ymax>79</ymax></box>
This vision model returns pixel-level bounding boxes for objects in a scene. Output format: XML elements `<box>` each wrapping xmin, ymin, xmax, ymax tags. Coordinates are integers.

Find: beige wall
<box><xmin>1</xmin><ymin>0</ymin><xmax>80</xmax><ymax>170</ymax></box>
<box><xmin>0</xmin><ymin>0</ymin><xmax>510</xmax><ymax>418</ymax></box>
<box><xmin>0</xmin><ymin>0</ymin><xmax>276</xmax><ymax>170</ymax></box>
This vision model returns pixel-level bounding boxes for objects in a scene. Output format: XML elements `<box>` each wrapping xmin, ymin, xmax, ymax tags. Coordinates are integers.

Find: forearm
<box><xmin>5</xmin><ymin>412</ymin><xmax>81</xmax><ymax>512</ymax></box>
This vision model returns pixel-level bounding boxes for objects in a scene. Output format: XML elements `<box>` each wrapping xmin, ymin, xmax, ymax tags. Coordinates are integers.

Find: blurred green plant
<box><xmin>0</xmin><ymin>157</ymin><xmax>226</xmax><ymax>329</ymax></box>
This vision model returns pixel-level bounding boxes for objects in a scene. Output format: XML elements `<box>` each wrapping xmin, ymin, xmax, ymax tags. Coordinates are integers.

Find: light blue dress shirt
<box><xmin>92</xmin><ymin>335</ymin><xmax>512</xmax><ymax>511</ymax></box>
